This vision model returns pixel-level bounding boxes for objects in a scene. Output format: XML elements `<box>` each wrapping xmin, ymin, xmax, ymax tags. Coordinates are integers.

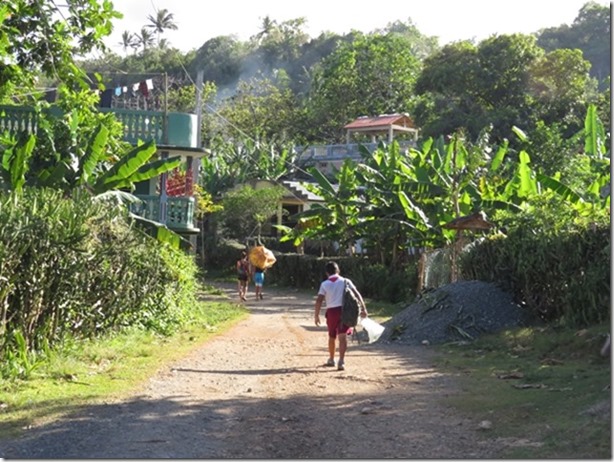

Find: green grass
<box><xmin>433</xmin><ymin>323</ymin><xmax>611</xmax><ymax>458</ymax></box>
<box><xmin>0</xmin><ymin>290</ymin><xmax>248</xmax><ymax>438</ymax></box>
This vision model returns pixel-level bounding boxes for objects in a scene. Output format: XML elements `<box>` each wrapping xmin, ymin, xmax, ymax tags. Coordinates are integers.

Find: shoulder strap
<box><xmin>345</xmin><ymin>279</ymin><xmax>365</xmax><ymax>308</ymax></box>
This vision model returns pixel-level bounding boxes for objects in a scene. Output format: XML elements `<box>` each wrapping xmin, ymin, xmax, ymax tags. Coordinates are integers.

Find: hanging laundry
<box><xmin>139</xmin><ymin>80</ymin><xmax>149</xmax><ymax>97</ymax></box>
<box><xmin>145</xmin><ymin>78</ymin><xmax>154</xmax><ymax>90</ymax></box>
<box><xmin>114</xmin><ymin>87</ymin><xmax>122</xmax><ymax>96</ymax></box>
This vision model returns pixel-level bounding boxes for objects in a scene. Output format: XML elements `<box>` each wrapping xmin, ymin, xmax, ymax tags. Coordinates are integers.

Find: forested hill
<box><xmin>80</xmin><ymin>2</ymin><xmax>609</xmax><ymax>146</ymax></box>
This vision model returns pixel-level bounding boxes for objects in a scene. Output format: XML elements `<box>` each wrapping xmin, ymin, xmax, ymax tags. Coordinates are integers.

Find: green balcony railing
<box><xmin>130</xmin><ymin>195</ymin><xmax>198</xmax><ymax>233</ymax></box>
<box><xmin>0</xmin><ymin>105</ymin><xmax>198</xmax><ymax>148</ymax></box>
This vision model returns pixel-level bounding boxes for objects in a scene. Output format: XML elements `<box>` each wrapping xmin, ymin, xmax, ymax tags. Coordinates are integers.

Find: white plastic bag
<box><xmin>359</xmin><ymin>317</ymin><xmax>385</xmax><ymax>343</ymax></box>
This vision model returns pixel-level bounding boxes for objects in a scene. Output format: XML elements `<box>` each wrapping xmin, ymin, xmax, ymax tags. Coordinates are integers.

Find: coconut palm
<box><xmin>158</xmin><ymin>38</ymin><xmax>169</xmax><ymax>50</ymax></box>
<box><xmin>135</xmin><ymin>27</ymin><xmax>155</xmax><ymax>51</ymax></box>
<box><xmin>252</xmin><ymin>16</ymin><xmax>276</xmax><ymax>43</ymax></box>
<box><xmin>119</xmin><ymin>31</ymin><xmax>136</xmax><ymax>54</ymax></box>
<box><xmin>146</xmin><ymin>8</ymin><xmax>178</xmax><ymax>45</ymax></box>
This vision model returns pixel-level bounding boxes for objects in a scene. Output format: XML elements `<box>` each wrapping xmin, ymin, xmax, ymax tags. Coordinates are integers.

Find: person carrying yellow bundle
<box><xmin>249</xmin><ymin>246</ymin><xmax>276</xmax><ymax>301</ymax></box>
<box><xmin>248</xmin><ymin>246</ymin><xmax>276</xmax><ymax>269</ymax></box>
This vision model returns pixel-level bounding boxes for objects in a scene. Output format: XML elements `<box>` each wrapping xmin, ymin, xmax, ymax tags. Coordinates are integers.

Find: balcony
<box><xmin>130</xmin><ymin>196</ymin><xmax>198</xmax><ymax>233</ymax></box>
<box><xmin>0</xmin><ymin>105</ymin><xmax>205</xmax><ymax>235</ymax></box>
<box><xmin>297</xmin><ymin>140</ymin><xmax>417</xmax><ymax>161</ymax></box>
<box><xmin>296</xmin><ymin>140</ymin><xmax>417</xmax><ymax>176</ymax></box>
<box><xmin>0</xmin><ymin>105</ymin><xmax>199</xmax><ymax>148</ymax></box>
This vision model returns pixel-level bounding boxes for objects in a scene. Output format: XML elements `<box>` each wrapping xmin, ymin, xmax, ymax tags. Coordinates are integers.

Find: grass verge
<box><xmin>432</xmin><ymin>323</ymin><xmax>611</xmax><ymax>458</ymax></box>
<box><xmin>0</xmin><ymin>285</ymin><xmax>247</xmax><ymax>438</ymax></box>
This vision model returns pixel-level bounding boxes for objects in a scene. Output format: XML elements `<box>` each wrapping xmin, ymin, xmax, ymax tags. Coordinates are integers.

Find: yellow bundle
<box><xmin>249</xmin><ymin>245</ymin><xmax>277</xmax><ymax>270</ymax></box>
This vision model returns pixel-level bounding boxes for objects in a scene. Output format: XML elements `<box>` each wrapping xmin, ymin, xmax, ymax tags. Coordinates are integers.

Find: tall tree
<box><xmin>135</xmin><ymin>27</ymin><xmax>155</xmax><ymax>52</ymax></box>
<box><xmin>119</xmin><ymin>31</ymin><xmax>136</xmax><ymax>54</ymax></box>
<box><xmin>253</xmin><ymin>17</ymin><xmax>310</xmax><ymax>68</ymax></box>
<box><xmin>376</xmin><ymin>17</ymin><xmax>440</xmax><ymax>60</ymax></box>
<box><xmin>413</xmin><ymin>41</ymin><xmax>483</xmax><ymax>139</ymax></box>
<box><xmin>528</xmin><ymin>48</ymin><xmax>595</xmax><ymax>130</ymax></box>
<box><xmin>537</xmin><ymin>1</ymin><xmax>610</xmax><ymax>88</ymax></box>
<box><xmin>252</xmin><ymin>16</ymin><xmax>276</xmax><ymax>43</ymax></box>
<box><xmin>305</xmin><ymin>33</ymin><xmax>421</xmax><ymax>143</ymax></box>
<box><xmin>146</xmin><ymin>8</ymin><xmax>178</xmax><ymax>45</ymax></box>
<box><xmin>190</xmin><ymin>36</ymin><xmax>247</xmax><ymax>87</ymax></box>
<box><xmin>213</xmin><ymin>73</ymin><xmax>302</xmax><ymax>141</ymax></box>
<box><xmin>414</xmin><ymin>34</ymin><xmax>545</xmax><ymax>144</ymax></box>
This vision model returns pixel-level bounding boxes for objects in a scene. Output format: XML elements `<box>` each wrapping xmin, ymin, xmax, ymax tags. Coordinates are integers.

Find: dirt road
<box><xmin>1</xmin><ymin>283</ymin><xmax>499</xmax><ymax>458</ymax></box>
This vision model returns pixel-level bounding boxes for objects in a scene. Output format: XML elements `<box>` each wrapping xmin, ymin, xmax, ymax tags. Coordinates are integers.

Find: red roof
<box><xmin>344</xmin><ymin>113</ymin><xmax>415</xmax><ymax>130</ymax></box>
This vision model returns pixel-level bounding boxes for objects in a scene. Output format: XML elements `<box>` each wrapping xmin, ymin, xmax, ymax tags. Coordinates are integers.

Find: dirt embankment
<box><xmin>1</xmin><ymin>283</ymin><xmax>501</xmax><ymax>459</ymax></box>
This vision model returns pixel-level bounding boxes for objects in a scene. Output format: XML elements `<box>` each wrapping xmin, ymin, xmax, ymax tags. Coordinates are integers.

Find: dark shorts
<box><xmin>325</xmin><ymin>307</ymin><xmax>352</xmax><ymax>338</ymax></box>
<box><xmin>238</xmin><ymin>274</ymin><xmax>248</xmax><ymax>282</ymax></box>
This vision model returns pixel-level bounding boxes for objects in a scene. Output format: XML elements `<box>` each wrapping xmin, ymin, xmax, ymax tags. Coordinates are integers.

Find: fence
<box><xmin>417</xmin><ymin>237</ymin><xmax>483</xmax><ymax>291</ymax></box>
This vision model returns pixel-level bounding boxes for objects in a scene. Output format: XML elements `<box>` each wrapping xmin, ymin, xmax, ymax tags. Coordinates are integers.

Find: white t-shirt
<box><xmin>318</xmin><ymin>275</ymin><xmax>357</xmax><ymax>308</ymax></box>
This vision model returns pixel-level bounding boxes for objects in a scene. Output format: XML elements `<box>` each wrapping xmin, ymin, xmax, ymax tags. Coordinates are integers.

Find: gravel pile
<box><xmin>376</xmin><ymin>280</ymin><xmax>538</xmax><ymax>345</ymax></box>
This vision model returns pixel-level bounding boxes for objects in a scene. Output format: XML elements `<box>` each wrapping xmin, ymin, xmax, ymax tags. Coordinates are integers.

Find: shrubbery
<box><xmin>267</xmin><ymin>253</ymin><xmax>418</xmax><ymax>303</ymax></box>
<box><xmin>0</xmin><ymin>188</ymin><xmax>200</xmax><ymax>373</ymax></box>
<box><xmin>459</xmin><ymin>200</ymin><xmax>610</xmax><ymax>327</ymax></box>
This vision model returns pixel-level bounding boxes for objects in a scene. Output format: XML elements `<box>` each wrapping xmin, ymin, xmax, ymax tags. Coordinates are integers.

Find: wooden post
<box><xmin>417</xmin><ymin>252</ymin><xmax>426</xmax><ymax>292</ymax></box>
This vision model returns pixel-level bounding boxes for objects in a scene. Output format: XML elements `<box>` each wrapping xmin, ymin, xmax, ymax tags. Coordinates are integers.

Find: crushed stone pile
<box><xmin>376</xmin><ymin>280</ymin><xmax>538</xmax><ymax>345</ymax></box>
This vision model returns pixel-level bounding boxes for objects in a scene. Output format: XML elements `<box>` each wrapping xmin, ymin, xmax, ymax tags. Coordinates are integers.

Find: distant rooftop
<box><xmin>343</xmin><ymin>113</ymin><xmax>418</xmax><ymax>143</ymax></box>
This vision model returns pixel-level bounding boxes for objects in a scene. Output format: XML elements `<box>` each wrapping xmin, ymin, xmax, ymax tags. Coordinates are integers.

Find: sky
<box><xmin>104</xmin><ymin>0</ymin><xmax>610</xmax><ymax>54</ymax></box>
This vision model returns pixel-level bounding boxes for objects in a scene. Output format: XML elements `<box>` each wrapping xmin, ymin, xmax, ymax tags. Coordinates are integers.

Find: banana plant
<box><xmin>581</xmin><ymin>104</ymin><xmax>610</xmax><ymax>209</ymax></box>
<box><xmin>0</xmin><ymin>132</ymin><xmax>35</xmax><ymax>195</ymax></box>
<box><xmin>91</xmin><ymin>139</ymin><xmax>181</xmax><ymax>194</ymax></box>
<box><xmin>504</xmin><ymin>104</ymin><xmax>609</xmax><ymax>212</ymax></box>
<box><xmin>0</xmin><ymin>122</ymin><xmax>184</xmax><ymax>248</ymax></box>
<box><xmin>0</xmin><ymin>122</ymin><xmax>181</xmax><ymax>196</ymax></box>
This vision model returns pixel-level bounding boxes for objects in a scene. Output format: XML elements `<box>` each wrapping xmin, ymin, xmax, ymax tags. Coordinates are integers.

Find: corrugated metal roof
<box><xmin>343</xmin><ymin>113</ymin><xmax>415</xmax><ymax>130</ymax></box>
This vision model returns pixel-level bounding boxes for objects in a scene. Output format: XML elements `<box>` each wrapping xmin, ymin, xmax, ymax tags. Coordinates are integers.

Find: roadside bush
<box><xmin>267</xmin><ymin>253</ymin><xmax>418</xmax><ymax>302</ymax></box>
<box><xmin>267</xmin><ymin>253</ymin><xmax>324</xmax><ymax>289</ymax></box>
<box><xmin>459</xmin><ymin>201</ymin><xmax>610</xmax><ymax>327</ymax></box>
<box><xmin>0</xmin><ymin>188</ymin><xmax>201</xmax><ymax>372</ymax></box>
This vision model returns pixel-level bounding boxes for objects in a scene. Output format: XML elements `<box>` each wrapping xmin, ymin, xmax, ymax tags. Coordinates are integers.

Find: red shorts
<box><xmin>325</xmin><ymin>307</ymin><xmax>352</xmax><ymax>338</ymax></box>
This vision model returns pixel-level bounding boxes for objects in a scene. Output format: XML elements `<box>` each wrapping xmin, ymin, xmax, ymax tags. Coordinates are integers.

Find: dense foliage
<box><xmin>0</xmin><ymin>189</ymin><xmax>200</xmax><ymax>367</ymax></box>
<box><xmin>0</xmin><ymin>1</ymin><xmax>610</xmax><ymax>376</ymax></box>
<box><xmin>278</xmin><ymin>105</ymin><xmax>609</xmax><ymax>312</ymax></box>
<box><xmin>0</xmin><ymin>1</ymin><xmax>204</xmax><ymax>378</ymax></box>
<box><xmin>81</xmin><ymin>2</ymin><xmax>610</xmax><ymax>152</ymax></box>
<box><xmin>459</xmin><ymin>206</ymin><xmax>610</xmax><ymax>326</ymax></box>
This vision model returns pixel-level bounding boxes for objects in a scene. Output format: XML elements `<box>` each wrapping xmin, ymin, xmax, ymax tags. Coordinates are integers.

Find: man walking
<box><xmin>314</xmin><ymin>261</ymin><xmax>367</xmax><ymax>371</ymax></box>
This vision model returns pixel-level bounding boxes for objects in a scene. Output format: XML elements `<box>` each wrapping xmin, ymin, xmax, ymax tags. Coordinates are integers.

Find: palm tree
<box><xmin>146</xmin><ymin>8</ymin><xmax>178</xmax><ymax>45</ymax></box>
<box><xmin>252</xmin><ymin>16</ymin><xmax>276</xmax><ymax>43</ymax></box>
<box><xmin>119</xmin><ymin>31</ymin><xmax>136</xmax><ymax>54</ymax></box>
<box><xmin>158</xmin><ymin>38</ymin><xmax>169</xmax><ymax>50</ymax></box>
<box><xmin>135</xmin><ymin>28</ymin><xmax>155</xmax><ymax>52</ymax></box>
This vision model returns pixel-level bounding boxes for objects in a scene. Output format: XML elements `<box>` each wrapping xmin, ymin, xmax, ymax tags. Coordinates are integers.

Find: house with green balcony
<box><xmin>0</xmin><ymin>104</ymin><xmax>208</xmax><ymax>238</ymax></box>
